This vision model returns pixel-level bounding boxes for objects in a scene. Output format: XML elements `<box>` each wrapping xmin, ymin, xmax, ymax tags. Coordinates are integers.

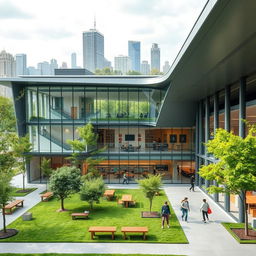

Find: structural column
<box><xmin>213</xmin><ymin>92</ymin><xmax>219</xmax><ymax>202</ymax></box>
<box><xmin>195</xmin><ymin>104</ymin><xmax>200</xmax><ymax>186</ymax></box>
<box><xmin>198</xmin><ymin>101</ymin><xmax>203</xmax><ymax>187</ymax></box>
<box><xmin>224</xmin><ymin>85</ymin><xmax>230</xmax><ymax>212</ymax></box>
<box><xmin>204</xmin><ymin>97</ymin><xmax>210</xmax><ymax>188</ymax></box>
<box><xmin>238</xmin><ymin>77</ymin><xmax>246</xmax><ymax>223</ymax></box>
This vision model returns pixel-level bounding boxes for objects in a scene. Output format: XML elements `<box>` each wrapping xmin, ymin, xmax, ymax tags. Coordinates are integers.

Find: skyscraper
<box><xmin>16</xmin><ymin>54</ymin><xmax>27</xmax><ymax>76</ymax></box>
<box><xmin>163</xmin><ymin>61</ymin><xmax>170</xmax><ymax>74</ymax></box>
<box><xmin>128</xmin><ymin>41</ymin><xmax>141</xmax><ymax>72</ymax></box>
<box><xmin>114</xmin><ymin>55</ymin><xmax>131</xmax><ymax>75</ymax></box>
<box><xmin>50</xmin><ymin>59</ymin><xmax>58</xmax><ymax>75</ymax></box>
<box><xmin>0</xmin><ymin>50</ymin><xmax>15</xmax><ymax>77</ymax></box>
<box><xmin>37</xmin><ymin>61</ymin><xmax>50</xmax><ymax>75</ymax></box>
<box><xmin>151</xmin><ymin>43</ymin><xmax>160</xmax><ymax>72</ymax></box>
<box><xmin>140</xmin><ymin>60</ymin><xmax>150</xmax><ymax>75</ymax></box>
<box><xmin>71</xmin><ymin>53</ymin><xmax>77</xmax><ymax>69</ymax></box>
<box><xmin>82</xmin><ymin>28</ymin><xmax>104</xmax><ymax>72</ymax></box>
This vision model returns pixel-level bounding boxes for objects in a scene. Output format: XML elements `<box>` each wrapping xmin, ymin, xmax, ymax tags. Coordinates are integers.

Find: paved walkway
<box><xmin>0</xmin><ymin>176</ymin><xmax>256</xmax><ymax>255</ymax></box>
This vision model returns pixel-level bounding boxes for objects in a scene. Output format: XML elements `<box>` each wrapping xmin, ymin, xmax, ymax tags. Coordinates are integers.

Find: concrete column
<box><xmin>238</xmin><ymin>77</ymin><xmax>246</xmax><ymax>223</ymax></box>
<box><xmin>224</xmin><ymin>85</ymin><xmax>230</xmax><ymax>212</ymax></box>
<box><xmin>213</xmin><ymin>92</ymin><xmax>219</xmax><ymax>202</ymax></box>
<box><xmin>195</xmin><ymin>104</ymin><xmax>200</xmax><ymax>186</ymax></box>
<box><xmin>205</xmin><ymin>97</ymin><xmax>210</xmax><ymax>188</ymax></box>
<box><xmin>198</xmin><ymin>101</ymin><xmax>203</xmax><ymax>187</ymax></box>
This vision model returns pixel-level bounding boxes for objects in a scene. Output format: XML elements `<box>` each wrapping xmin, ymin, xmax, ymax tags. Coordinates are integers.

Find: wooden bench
<box><xmin>121</xmin><ymin>226</ymin><xmax>148</xmax><ymax>240</ymax></box>
<box><xmin>3</xmin><ymin>199</ymin><xmax>24</xmax><ymax>215</ymax></box>
<box><xmin>40</xmin><ymin>192</ymin><xmax>53</xmax><ymax>202</ymax></box>
<box><xmin>71</xmin><ymin>212</ymin><xmax>89</xmax><ymax>220</ymax></box>
<box><xmin>89</xmin><ymin>226</ymin><xmax>117</xmax><ymax>240</ymax></box>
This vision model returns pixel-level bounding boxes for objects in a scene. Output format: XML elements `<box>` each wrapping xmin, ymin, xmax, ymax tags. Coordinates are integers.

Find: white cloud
<box><xmin>0</xmin><ymin>0</ymin><xmax>207</xmax><ymax>69</ymax></box>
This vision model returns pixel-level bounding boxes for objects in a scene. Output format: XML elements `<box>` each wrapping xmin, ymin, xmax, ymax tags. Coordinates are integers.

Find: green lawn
<box><xmin>222</xmin><ymin>223</ymin><xmax>256</xmax><ymax>244</ymax></box>
<box><xmin>0</xmin><ymin>254</ymin><xmax>185</xmax><ymax>256</ymax></box>
<box><xmin>11</xmin><ymin>187</ymin><xmax>37</xmax><ymax>197</ymax></box>
<box><xmin>3</xmin><ymin>189</ymin><xmax>187</xmax><ymax>243</ymax></box>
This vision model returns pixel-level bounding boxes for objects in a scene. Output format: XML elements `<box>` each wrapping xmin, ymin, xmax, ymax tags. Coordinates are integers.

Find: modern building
<box><xmin>0</xmin><ymin>50</ymin><xmax>16</xmax><ymax>77</ymax></box>
<box><xmin>37</xmin><ymin>61</ymin><xmax>51</xmax><ymax>75</ymax></box>
<box><xmin>1</xmin><ymin>0</ymin><xmax>256</xmax><ymax>223</ymax></box>
<box><xmin>82</xmin><ymin>28</ymin><xmax>104</xmax><ymax>72</ymax></box>
<box><xmin>27</xmin><ymin>66</ymin><xmax>41</xmax><ymax>76</ymax></box>
<box><xmin>114</xmin><ymin>55</ymin><xmax>132</xmax><ymax>75</ymax></box>
<box><xmin>71</xmin><ymin>53</ymin><xmax>77</xmax><ymax>69</ymax></box>
<box><xmin>15</xmin><ymin>54</ymin><xmax>27</xmax><ymax>76</ymax></box>
<box><xmin>50</xmin><ymin>59</ymin><xmax>58</xmax><ymax>75</ymax></box>
<box><xmin>163</xmin><ymin>61</ymin><xmax>170</xmax><ymax>74</ymax></box>
<box><xmin>150</xmin><ymin>43</ymin><xmax>160</xmax><ymax>72</ymax></box>
<box><xmin>128</xmin><ymin>41</ymin><xmax>141</xmax><ymax>72</ymax></box>
<box><xmin>140</xmin><ymin>61</ymin><xmax>150</xmax><ymax>75</ymax></box>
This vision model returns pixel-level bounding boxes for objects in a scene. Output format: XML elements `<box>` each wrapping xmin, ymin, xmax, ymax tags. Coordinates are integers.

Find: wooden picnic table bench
<box><xmin>103</xmin><ymin>190</ymin><xmax>115</xmax><ymax>200</ymax></box>
<box><xmin>3</xmin><ymin>199</ymin><xmax>24</xmax><ymax>215</ymax></box>
<box><xmin>89</xmin><ymin>226</ymin><xmax>117</xmax><ymax>240</ymax></box>
<box><xmin>121</xmin><ymin>194</ymin><xmax>133</xmax><ymax>208</ymax></box>
<box><xmin>40</xmin><ymin>192</ymin><xmax>53</xmax><ymax>202</ymax></box>
<box><xmin>71</xmin><ymin>212</ymin><xmax>89</xmax><ymax>220</ymax></box>
<box><xmin>121</xmin><ymin>226</ymin><xmax>148</xmax><ymax>240</ymax></box>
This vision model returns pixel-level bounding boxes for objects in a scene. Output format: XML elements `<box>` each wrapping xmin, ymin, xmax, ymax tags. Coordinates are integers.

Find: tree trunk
<box><xmin>244</xmin><ymin>191</ymin><xmax>249</xmax><ymax>236</ymax></box>
<box><xmin>46</xmin><ymin>179</ymin><xmax>48</xmax><ymax>191</ymax></box>
<box><xmin>90</xmin><ymin>202</ymin><xmax>93</xmax><ymax>210</ymax></box>
<box><xmin>2</xmin><ymin>208</ymin><xmax>6</xmax><ymax>233</ymax></box>
<box><xmin>61</xmin><ymin>198</ymin><xmax>65</xmax><ymax>211</ymax></box>
<box><xmin>149</xmin><ymin>199</ymin><xmax>152</xmax><ymax>212</ymax></box>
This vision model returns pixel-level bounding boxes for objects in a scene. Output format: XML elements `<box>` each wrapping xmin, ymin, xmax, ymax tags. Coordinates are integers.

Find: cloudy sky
<box><xmin>0</xmin><ymin>0</ymin><xmax>207</xmax><ymax>69</ymax></box>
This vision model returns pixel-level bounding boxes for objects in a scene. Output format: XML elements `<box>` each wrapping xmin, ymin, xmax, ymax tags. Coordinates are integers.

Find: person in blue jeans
<box><xmin>161</xmin><ymin>201</ymin><xmax>171</xmax><ymax>228</ymax></box>
<box><xmin>181</xmin><ymin>197</ymin><xmax>190</xmax><ymax>222</ymax></box>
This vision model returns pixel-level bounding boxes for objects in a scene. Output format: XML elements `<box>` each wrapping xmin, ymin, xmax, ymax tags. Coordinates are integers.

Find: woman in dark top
<box><xmin>161</xmin><ymin>201</ymin><xmax>171</xmax><ymax>228</ymax></box>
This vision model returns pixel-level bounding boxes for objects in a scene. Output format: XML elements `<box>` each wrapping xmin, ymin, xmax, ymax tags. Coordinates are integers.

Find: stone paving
<box><xmin>0</xmin><ymin>175</ymin><xmax>256</xmax><ymax>255</ymax></box>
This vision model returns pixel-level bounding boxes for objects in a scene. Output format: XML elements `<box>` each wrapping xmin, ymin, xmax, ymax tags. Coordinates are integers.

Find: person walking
<box><xmin>122</xmin><ymin>172</ymin><xmax>128</xmax><ymax>184</ymax></box>
<box><xmin>180</xmin><ymin>197</ymin><xmax>190</xmax><ymax>222</ymax></box>
<box><xmin>189</xmin><ymin>174</ymin><xmax>195</xmax><ymax>192</ymax></box>
<box><xmin>161</xmin><ymin>201</ymin><xmax>171</xmax><ymax>228</ymax></box>
<box><xmin>200</xmin><ymin>199</ymin><xmax>210</xmax><ymax>223</ymax></box>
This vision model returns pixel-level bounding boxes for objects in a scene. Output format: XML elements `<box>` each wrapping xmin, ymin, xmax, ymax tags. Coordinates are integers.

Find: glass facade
<box><xmin>25</xmin><ymin>85</ymin><xmax>195</xmax><ymax>184</ymax></box>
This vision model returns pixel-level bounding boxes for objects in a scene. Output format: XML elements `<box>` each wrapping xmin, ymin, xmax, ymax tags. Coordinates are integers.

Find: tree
<box><xmin>0</xmin><ymin>96</ymin><xmax>16</xmax><ymax>132</ymax></box>
<box><xmin>13</xmin><ymin>134</ymin><xmax>32</xmax><ymax>191</ymax></box>
<box><xmin>67</xmin><ymin>123</ymin><xmax>105</xmax><ymax>178</ymax></box>
<box><xmin>40</xmin><ymin>158</ymin><xmax>52</xmax><ymax>191</ymax></box>
<box><xmin>0</xmin><ymin>132</ymin><xmax>16</xmax><ymax>236</ymax></box>
<box><xmin>137</xmin><ymin>174</ymin><xmax>162</xmax><ymax>212</ymax></box>
<box><xmin>199</xmin><ymin>127</ymin><xmax>256</xmax><ymax>236</ymax></box>
<box><xmin>95</xmin><ymin>67</ymin><xmax>120</xmax><ymax>75</ymax></box>
<box><xmin>126</xmin><ymin>70</ymin><xmax>142</xmax><ymax>75</ymax></box>
<box><xmin>80</xmin><ymin>177</ymin><xmax>106</xmax><ymax>209</ymax></box>
<box><xmin>49</xmin><ymin>166</ymin><xmax>81</xmax><ymax>211</ymax></box>
<box><xmin>150</xmin><ymin>69</ymin><xmax>164</xmax><ymax>75</ymax></box>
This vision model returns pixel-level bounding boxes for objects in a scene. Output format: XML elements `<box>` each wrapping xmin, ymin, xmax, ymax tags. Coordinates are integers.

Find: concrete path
<box><xmin>0</xmin><ymin>177</ymin><xmax>256</xmax><ymax>255</ymax></box>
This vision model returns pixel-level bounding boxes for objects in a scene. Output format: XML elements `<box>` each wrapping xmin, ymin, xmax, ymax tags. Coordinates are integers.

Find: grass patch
<box><xmin>11</xmin><ymin>187</ymin><xmax>37</xmax><ymax>197</ymax></box>
<box><xmin>222</xmin><ymin>223</ymin><xmax>256</xmax><ymax>244</ymax></box>
<box><xmin>3</xmin><ymin>189</ymin><xmax>187</xmax><ymax>243</ymax></box>
<box><xmin>0</xmin><ymin>254</ymin><xmax>185</xmax><ymax>256</ymax></box>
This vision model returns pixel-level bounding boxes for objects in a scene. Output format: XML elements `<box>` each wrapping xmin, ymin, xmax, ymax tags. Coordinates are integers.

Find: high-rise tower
<box><xmin>16</xmin><ymin>54</ymin><xmax>27</xmax><ymax>76</ymax></box>
<box><xmin>128</xmin><ymin>41</ymin><xmax>141</xmax><ymax>72</ymax></box>
<box><xmin>71</xmin><ymin>53</ymin><xmax>77</xmax><ymax>68</ymax></box>
<box><xmin>82</xmin><ymin>22</ymin><xmax>104</xmax><ymax>72</ymax></box>
<box><xmin>150</xmin><ymin>43</ymin><xmax>160</xmax><ymax>72</ymax></box>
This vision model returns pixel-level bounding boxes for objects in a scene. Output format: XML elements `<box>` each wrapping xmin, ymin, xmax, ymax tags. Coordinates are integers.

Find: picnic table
<box><xmin>104</xmin><ymin>190</ymin><xmax>115</xmax><ymax>200</ymax></box>
<box><xmin>121</xmin><ymin>226</ymin><xmax>148</xmax><ymax>240</ymax></box>
<box><xmin>89</xmin><ymin>226</ymin><xmax>117</xmax><ymax>240</ymax></box>
<box><xmin>3</xmin><ymin>199</ymin><xmax>24</xmax><ymax>215</ymax></box>
<box><xmin>121</xmin><ymin>194</ymin><xmax>133</xmax><ymax>208</ymax></box>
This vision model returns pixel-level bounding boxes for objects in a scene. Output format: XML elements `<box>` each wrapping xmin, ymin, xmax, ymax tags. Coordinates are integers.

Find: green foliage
<box><xmin>13</xmin><ymin>134</ymin><xmax>32</xmax><ymax>190</ymax></box>
<box><xmin>137</xmin><ymin>174</ymin><xmax>162</xmax><ymax>212</ymax></box>
<box><xmin>40</xmin><ymin>158</ymin><xmax>52</xmax><ymax>191</ymax></box>
<box><xmin>49</xmin><ymin>166</ymin><xmax>81</xmax><ymax>211</ymax></box>
<box><xmin>94</xmin><ymin>67</ymin><xmax>120</xmax><ymax>75</ymax></box>
<box><xmin>126</xmin><ymin>70</ymin><xmax>142</xmax><ymax>75</ymax></box>
<box><xmin>80</xmin><ymin>177</ymin><xmax>106</xmax><ymax>209</ymax></box>
<box><xmin>0</xmin><ymin>96</ymin><xmax>16</xmax><ymax>132</ymax></box>
<box><xmin>150</xmin><ymin>69</ymin><xmax>164</xmax><ymax>75</ymax></box>
<box><xmin>199</xmin><ymin>126</ymin><xmax>256</xmax><ymax>235</ymax></box>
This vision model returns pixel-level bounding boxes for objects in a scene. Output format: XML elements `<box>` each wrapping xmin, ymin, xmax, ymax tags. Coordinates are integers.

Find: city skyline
<box><xmin>0</xmin><ymin>0</ymin><xmax>207</xmax><ymax>68</ymax></box>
